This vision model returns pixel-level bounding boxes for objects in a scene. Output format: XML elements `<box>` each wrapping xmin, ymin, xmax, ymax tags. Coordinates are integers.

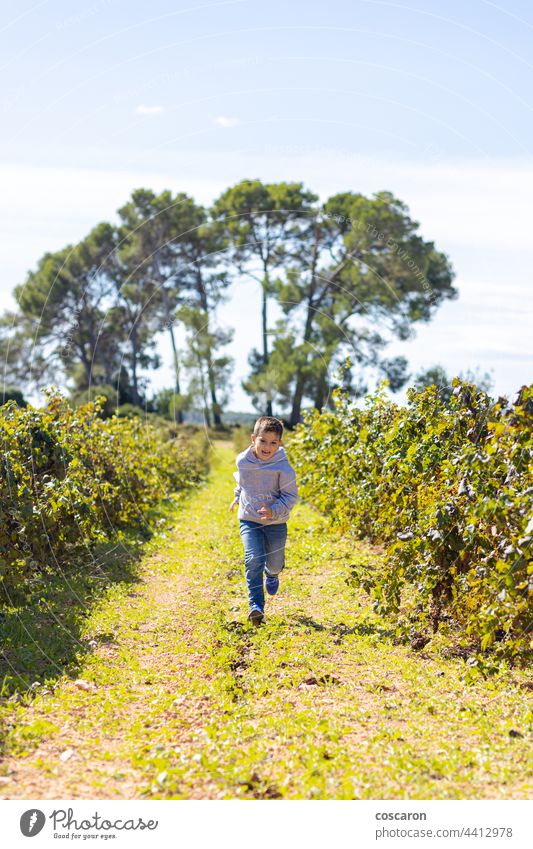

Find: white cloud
<box><xmin>134</xmin><ymin>104</ymin><xmax>165</xmax><ymax>115</ymax></box>
<box><xmin>213</xmin><ymin>115</ymin><xmax>240</xmax><ymax>128</ymax></box>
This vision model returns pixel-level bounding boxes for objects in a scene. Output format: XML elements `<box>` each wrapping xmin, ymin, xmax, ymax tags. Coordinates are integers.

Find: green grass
<box><xmin>0</xmin><ymin>443</ymin><xmax>531</xmax><ymax>799</ymax></box>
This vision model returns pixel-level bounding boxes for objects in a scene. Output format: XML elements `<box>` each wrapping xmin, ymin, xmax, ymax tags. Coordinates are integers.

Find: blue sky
<box><xmin>1</xmin><ymin>0</ymin><xmax>532</xmax><ymax>409</ymax></box>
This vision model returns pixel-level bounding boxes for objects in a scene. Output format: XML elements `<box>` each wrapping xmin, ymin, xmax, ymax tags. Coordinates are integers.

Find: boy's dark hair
<box><xmin>253</xmin><ymin>415</ymin><xmax>283</xmax><ymax>439</ymax></box>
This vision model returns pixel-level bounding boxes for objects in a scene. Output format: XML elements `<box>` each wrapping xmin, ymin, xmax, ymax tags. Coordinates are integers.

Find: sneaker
<box><xmin>265</xmin><ymin>573</ymin><xmax>279</xmax><ymax>596</ymax></box>
<box><xmin>248</xmin><ymin>607</ymin><xmax>264</xmax><ymax>626</ymax></box>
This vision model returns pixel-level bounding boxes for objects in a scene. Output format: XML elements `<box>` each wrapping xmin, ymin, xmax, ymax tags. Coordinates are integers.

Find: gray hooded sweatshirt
<box><xmin>233</xmin><ymin>445</ymin><xmax>298</xmax><ymax>524</ymax></box>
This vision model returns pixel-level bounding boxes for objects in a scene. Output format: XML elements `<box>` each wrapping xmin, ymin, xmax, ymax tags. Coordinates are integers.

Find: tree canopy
<box><xmin>1</xmin><ymin>180</ymin><xmax>459</xmax><ymax>424</ymax></box>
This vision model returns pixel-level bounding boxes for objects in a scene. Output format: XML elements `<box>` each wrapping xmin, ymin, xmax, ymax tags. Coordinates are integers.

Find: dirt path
<box><xmin>1</xmin><ymin>444</ymin><xmax>531</xmax><ymax>799</ymax></box>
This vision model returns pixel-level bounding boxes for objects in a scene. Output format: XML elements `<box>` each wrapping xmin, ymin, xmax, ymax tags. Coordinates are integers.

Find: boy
<box><xmin>229</xmin><ymin>416</ymin><xmax>298</xmax><ymax>625</ymax></box>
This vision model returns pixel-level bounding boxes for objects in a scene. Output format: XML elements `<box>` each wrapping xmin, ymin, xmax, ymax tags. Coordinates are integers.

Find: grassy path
<box><xmin>1</xmin><ymin>443</ymin><xmax>531</xmax><ymax>799</ymax></box>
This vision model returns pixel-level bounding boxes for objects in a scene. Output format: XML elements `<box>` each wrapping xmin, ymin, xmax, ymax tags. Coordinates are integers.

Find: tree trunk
<box><xmin>289</xmin><ymin>289</ymin><xmax>316</xmax><ymax>426</ymax></box>
<box><xmin>207</xmin><ymin>351</ymin><xmax>222</xmax><ymax>426</ymax></box>
<box><xmin>130</xmin><ymin>323</ymin><xmax>140</xmax><ymax>407</ymax></box>
<box><xmin>195</xmin><ymin>270</ymin><xmax>222</xmax><ymax>426</ymax></box>
<box><xmin>85</xmin><ymin>312</ymin><xmax>108</xmax><ymax>386</ymax></box>
<box><xmin>262</xmin><ymin>272</ymin><xmax>272</xmax><ymax>416</ymax></box>
<box><xmin>196</xmin><ymin>351</ymin><xmax>211</xmax><ymax>427</ymax></box>
<box><xmin>100</xmin><ymin>349</ymin><xmax>114</xmax><ymax>386</ymax></box>
<box><xmin>92</xmin><ymin>329</ymin><xmax>114</xmax><ymax>388</ymax></box>
<box><xmin>288</xmin><ymin>225</ymin><xmax>322</xmax><ymax>426</ymax></box>
<box><xmin>314</xmin><ymin>371</ymin><xmax>328</xmax><ymax>412</ymax></box>
<box><xmin>161</xmin><ymin>287</ymin><xmax>183</xmax><ymax>423</ymax></box>
<box><xmin>289</xmin><ymin>374</ymin><xmax>306</xmax><ymax>427</ymax></box>
<box><xmin>76</xmin><ymin>344</ymin><xmax>93</xmax><ymax>390</ymax></box>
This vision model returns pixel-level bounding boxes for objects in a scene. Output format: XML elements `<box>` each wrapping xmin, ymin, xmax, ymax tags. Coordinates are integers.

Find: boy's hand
<box><xmin>229</xmin><ymin>499</ymin><xmax>238</xmax><ymax>512</ymax></box>
<box><xmin>257</xmin><ymin>505</ymin><xmax>273</xmax><ymax>522</ymax></box>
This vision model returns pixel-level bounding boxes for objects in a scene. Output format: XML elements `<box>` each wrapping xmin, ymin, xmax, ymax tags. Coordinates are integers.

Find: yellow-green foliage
<box><xmin>233</xmin><ymin>424</ymin><xmax>252</xmax><ymax>454</ymax></box>
<box><xmin>0</xmin><ymin>391</ymin><xmax>208</xmax><ymax>601</ymax></box>
<box><xmin>290</xmin><ymin>380</ymin><xmax>533</xmax><ymax>670</ymax></box>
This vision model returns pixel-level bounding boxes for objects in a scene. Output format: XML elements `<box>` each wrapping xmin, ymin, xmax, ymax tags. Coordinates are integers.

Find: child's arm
<box><xmin>230</xmin><ymin>470</ymin><xmax>241</xmax><ymax>512</ymax></box>
<box><xmin>259</xmin><ymin>466</ymin><xmax>298</xmax><ymax>522</ymax></box>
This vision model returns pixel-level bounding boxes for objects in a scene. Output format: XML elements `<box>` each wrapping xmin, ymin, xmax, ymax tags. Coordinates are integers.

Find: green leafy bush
<box><xmin>0</xmin><ymin>391</ymin><xmax>208</xmax><ymax>603</ymax></box>
<box><xmin>233</xmin><ymin>424</ymin><xmax>252</xmax><ymax>454</ymax></box>
<box><xmin>290</xmin><ymin>380</ymin><xmax>533</xmax><ymax>669</ymax></box>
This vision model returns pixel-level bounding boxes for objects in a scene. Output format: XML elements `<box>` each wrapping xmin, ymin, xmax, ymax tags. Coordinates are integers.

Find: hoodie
<box><xmin>233</xmin><ymin>444</ymin><xmax>298</xmax><ymax>524</ymax></box>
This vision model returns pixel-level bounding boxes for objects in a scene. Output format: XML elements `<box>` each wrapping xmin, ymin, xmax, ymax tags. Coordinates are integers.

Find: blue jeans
<box><xmin>239</xmin><ymin>520</ymin><xmax>288</xmax><ymax>612</ymax></box>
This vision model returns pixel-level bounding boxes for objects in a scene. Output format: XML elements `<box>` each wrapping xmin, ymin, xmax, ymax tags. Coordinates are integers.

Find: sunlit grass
<box><xmin>1</xmin><ymin>444</ymin><xmax>531</xmax><ymax>799</ymax></box>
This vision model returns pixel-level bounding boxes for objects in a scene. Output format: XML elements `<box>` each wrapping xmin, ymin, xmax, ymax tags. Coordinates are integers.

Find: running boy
<box><xmin>229</xmin><ymin>416</ymin><xmax>298</xmax><ymax>625</ymax></box>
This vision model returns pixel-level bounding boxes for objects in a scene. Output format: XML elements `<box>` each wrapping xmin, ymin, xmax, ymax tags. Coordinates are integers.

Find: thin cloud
<box><xmin>213</xmin><ymin>115</ymin><xmax>240</xmax><ymax>128</ymax></box>
<box><xmin>135</xmin><ymin>104</ymin><xmax>165</xmax><ymax>115</ymax></box>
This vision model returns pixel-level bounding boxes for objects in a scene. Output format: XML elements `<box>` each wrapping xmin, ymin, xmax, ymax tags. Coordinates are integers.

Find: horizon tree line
<box><xmin>0</xmin><ymin>180</ymin><xmax>458</xmax><ymax>427</ymax></box>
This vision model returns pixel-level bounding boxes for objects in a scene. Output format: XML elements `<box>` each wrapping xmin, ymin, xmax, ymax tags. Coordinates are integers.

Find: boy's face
<box><xmin>251</xmin><ymin>429</ymin><xmax>281</xmax><ymax>459</ymax></box>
